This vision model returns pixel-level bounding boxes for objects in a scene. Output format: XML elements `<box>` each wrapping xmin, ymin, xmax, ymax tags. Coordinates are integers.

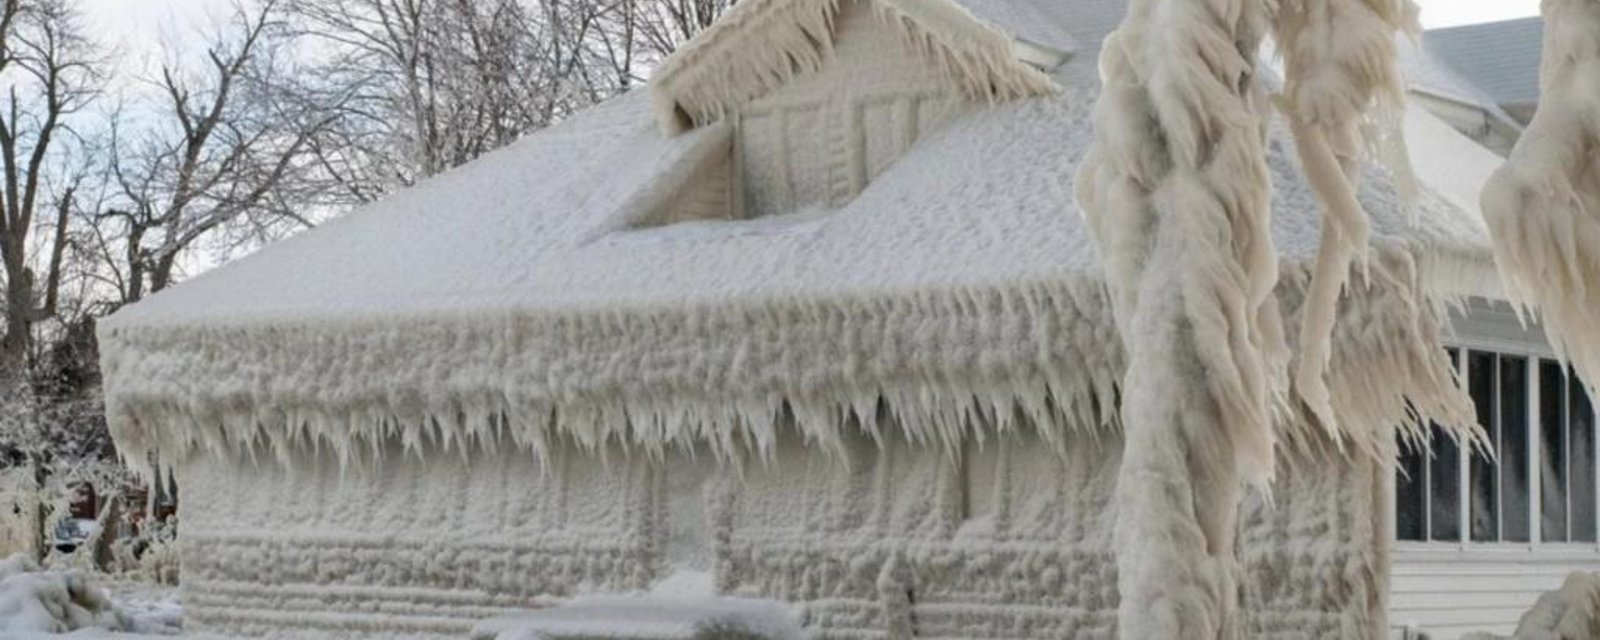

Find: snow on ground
<box><xmin>0</xmin><ymin>555</ymin><xmax>182</xmax><ymax>638</ymax></box>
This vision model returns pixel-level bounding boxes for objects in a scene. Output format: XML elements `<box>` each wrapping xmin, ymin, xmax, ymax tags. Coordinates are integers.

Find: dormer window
<box><xmin>637</xmin><ymin>0</ymin><xmax>1058</xmax><ymax>227</ymax></box>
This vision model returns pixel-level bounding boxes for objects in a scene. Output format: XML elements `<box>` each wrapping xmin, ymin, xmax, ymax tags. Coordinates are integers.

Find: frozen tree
<box><xmin>1481</xmin><ymin>0</ymin><xmax>1600</xmax><ymax>394</ymax></box>
<box><xmin>94</xmin><ymin>0</ymin><xmax>337</xmax><ymax>304</ymax></box>
<box><xmin>0</xmin><ymin>0</ymin><xmax>101</xmax><ymax>379</ymax></box>
<box><xmin>1078</xmin><ymin>0</ymin><xmax>1420</xmax><ymax>636</ymax></box>
<box><xmin>288</xmin><ymin>0</ymin><xmax>734</xmax><ymax>201</ymax></box>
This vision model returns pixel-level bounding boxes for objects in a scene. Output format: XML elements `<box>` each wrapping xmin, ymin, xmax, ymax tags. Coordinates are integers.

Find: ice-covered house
<box><xmin>93</xmin><ymin>1</ymin><xmax>1586</xmax><ymax>639</ymax></box>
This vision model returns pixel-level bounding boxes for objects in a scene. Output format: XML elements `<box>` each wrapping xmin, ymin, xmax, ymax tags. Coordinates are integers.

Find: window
<box><xmin>1396</xmin><ymin>348</ymin><xmax>1600</xmax><ymax>544</ymax></box>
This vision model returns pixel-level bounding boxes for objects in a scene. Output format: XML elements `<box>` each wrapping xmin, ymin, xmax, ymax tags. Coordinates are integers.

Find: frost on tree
<box><xmin>1078</xmin><ymin>0</ymin><xmax>1448</xmax><ymax>637</ymax></box>
<box><xmin>1481</xmin><ymin>0</ymin><xmax>1600</xmax><ymax>393</ymax></box>
<box><xmin>91</xmin><ymin>0</ymin><xmax>1486</xmax><ymax>638</ymax></box>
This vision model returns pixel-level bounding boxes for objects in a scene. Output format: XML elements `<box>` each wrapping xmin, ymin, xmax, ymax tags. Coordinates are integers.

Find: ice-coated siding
<box><xmin>1390</xmin><ymin>549</ymin><xmax>1600</xmax><ymax>638</ymax></box>
<box><xmin>718</xmin><ymin>428</ymin><xmax>1389</xmax><ymax>638</ymax></box>
<box><xmin>176</xmin><ymin>442</ymin><xmax>668</xmax><ymax>639</ymax></box>
<box><xmin>173</xmin><ymin>424</ymin><xmax>1389</xmax><ymax>639</ymax></box>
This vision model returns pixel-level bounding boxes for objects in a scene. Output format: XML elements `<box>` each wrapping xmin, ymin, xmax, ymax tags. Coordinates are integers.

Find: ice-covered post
<box><xmin>1481</xmin><ymin>0</ymin><xmax>1600</xmax><ymax>392</ymax></box>
<box><xmin>1076</xmin><ymin>0</ymin><xmax>1282</xmax><ymax>635</ymax></box>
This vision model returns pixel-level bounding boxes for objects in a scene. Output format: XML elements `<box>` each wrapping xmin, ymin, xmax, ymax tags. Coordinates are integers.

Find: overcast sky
<box><xmin>77</xmin><ymin>0</ymin><xmax>1547</xmax><ymax>81</ymax></box>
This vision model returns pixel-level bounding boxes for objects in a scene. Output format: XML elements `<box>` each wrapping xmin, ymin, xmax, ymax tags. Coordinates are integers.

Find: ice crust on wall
<box><xmin>170</xmin><ymin>422</ymin><xmax>1391</xmax><ymax>639</ymax></box>
<box><xmin>1481</xmin><ymin>0</ymin><xmax>1600</xmax><ymax>395</ymax></box>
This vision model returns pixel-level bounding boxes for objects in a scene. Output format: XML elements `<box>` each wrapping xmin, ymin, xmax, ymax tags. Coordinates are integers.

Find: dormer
<box><xmin>641</xmin><ymin>0</ymin><xmax>1065</xmax><ymax>224</ymax></box>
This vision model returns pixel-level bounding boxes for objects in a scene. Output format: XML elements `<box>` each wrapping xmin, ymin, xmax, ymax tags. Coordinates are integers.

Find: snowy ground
<box><xmin>0</xmin><ymin>555</ymin><xmax>183</xmax><ymax>638</ymax></box>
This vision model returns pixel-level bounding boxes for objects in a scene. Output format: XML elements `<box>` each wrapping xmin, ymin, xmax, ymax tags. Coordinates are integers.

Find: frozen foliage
<box><xmin>1481</xmin><ymin>0</ymin><xmax>1600</xmax><ymax>394</ymax></box>
<box><xmin>1273</xmin><ymin>0</ymin><xmax>1420</xmax><ymax>435</ymax></box>
<box><xmin>470</xmin><ymin>597</ymin><xmax>801</xmax><ymax>640</ymax></box>
<box><xmin>649</xmin><ymin>0</ymin><xmax>1054</xmax><ymax>134</ymax></box>
<box><xmin>1076</xmin><ymin>0</ymin><xmax>1281</xmax><ymax>636</ymax></box>
<box><xmin>1079</xmin><ymin>0</ymin><xmax>1436</xmax><ymax>636</ymax></box>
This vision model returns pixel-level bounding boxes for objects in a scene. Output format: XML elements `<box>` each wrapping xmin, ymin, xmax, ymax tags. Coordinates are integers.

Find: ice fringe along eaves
<box><xmin>1481</xmin><ymin>0</ymin><xmax>1600</xmax><ymax>400</ymax></box>
<box><xmin>648</xmin><ymin>0</ymin><xmax>1056</xmax><ymax>135</ymax></box>
<box><xmin>98</xmin><ymin>244</ymin><xmax>1480</xmax><ymax>479</ymax></box>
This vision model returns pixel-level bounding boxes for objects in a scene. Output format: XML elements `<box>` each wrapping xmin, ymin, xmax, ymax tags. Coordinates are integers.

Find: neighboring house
<box><xmin>93</xmin><ymin>2</ymin><xmax>1573</xmax><ymax>639</ymax></box>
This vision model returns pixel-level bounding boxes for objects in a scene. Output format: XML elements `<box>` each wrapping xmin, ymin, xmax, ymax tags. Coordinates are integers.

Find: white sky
<box><xmin>80</xmin><ymin>0</ymin><xmax>1546</xmax><ymax>59</ymax></box>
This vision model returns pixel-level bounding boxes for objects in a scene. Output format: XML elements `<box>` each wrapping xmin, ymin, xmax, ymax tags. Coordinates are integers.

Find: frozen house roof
<box><xmin>1423</xmin><ymin>17</ymin><xmax>1544</xmax><ymax>110</ymax></box>
<box><xmin>98</xmin><ymin>0</ymin><xmax>1497</xmax><ymax>468</ymax></box>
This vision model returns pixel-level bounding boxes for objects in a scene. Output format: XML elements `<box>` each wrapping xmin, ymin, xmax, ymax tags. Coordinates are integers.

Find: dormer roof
<box><xmin>649</xmin><ymin>0</ymin><xmax>1060</xmax><ymax>134</ymax></box>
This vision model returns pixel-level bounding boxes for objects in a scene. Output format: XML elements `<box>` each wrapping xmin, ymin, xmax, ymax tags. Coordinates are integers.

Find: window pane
<box><xmin>1572</xmin><ymin>374</ymin><xmax>1596</xmax><ymax>543</ymax></box>
<box><xmin>1396</xmin><ymin>433</ymin><xmax>1428</xmax><ymax>541</ymax></box>
<box><xmin>1469</xmin><ymin>351</ymin><xmax>1499</xmax><ymax>542</ymax></box>
<box><xmin>1500</xmin><ymin>356</ymin><xmax>1530</xmax><ymax>542</ymax></box>
<box><xmin>1431</xmin><ymin>421</ymin><xmax>1461</xmax><ymax>542</ymax></box>
<box><xmin>1541</xmin><ymin>360</ymin><xmax>1569</xmax><ymax>542</ymax></box>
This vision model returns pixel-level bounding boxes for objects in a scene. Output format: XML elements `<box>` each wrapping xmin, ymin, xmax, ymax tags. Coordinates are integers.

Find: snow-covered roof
<box><xmin>1424</xmin><ymin>17</ymin><xmax>1544</xmax><ymax>109</ymax></box>
<box><xmin>97</xmin><ymin>2</ymin><xmax>1496</xmax><ymax>468</ymax></box>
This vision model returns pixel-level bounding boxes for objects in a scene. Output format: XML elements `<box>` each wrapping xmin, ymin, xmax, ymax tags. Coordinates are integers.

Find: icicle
<box><xmin>1482</xmin><ymin>0</ymin><xmax>1600</xmax><ymax>394</ymax></box>
<box><xmin>1272</xmin><ymin>0</ymin><xmax>1420</xmax><ymax>439</ymax></box>
<box><xmin>1076</xmin><ymin>0</ymin><xmax>1281</xmax><ymax>635</ymax></box>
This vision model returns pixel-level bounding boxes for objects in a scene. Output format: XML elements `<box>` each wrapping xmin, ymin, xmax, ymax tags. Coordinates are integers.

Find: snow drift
<box><xmin>0</xmin><ymin>555</ymin><xmax>131</xmax><ymax>634</ymax></box>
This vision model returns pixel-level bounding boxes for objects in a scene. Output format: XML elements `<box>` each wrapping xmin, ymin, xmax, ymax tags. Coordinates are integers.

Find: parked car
<box><xmin>51</xmin><ymin>517</ymin><xmax>99</xmax><ymax>554</ymax></box>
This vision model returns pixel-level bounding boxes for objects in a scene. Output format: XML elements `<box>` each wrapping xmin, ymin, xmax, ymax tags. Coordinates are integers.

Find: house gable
<box><xmin>639</xmin><ymin>0</ymin><xmax>1054</xmax><ymax>224</ymax></box>
<box><xmin>649</xmin><ymin>0</ymin><xmax>1055</xmax><ymax>135</ymax></box>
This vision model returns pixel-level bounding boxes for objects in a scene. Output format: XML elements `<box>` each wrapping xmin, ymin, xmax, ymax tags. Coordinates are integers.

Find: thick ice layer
<box><xmin>469</xmin><ymin>597</ymin><xmax>801</xmax><ymax>640</ymax></box>
<box><xmin>170</xmin><ymin>421</ymin><xmax>1396</xmax><ymax>638</ymax></box>
<box><xmin>1481</xmin><ymin>0</ymin><xmax>1600</xmax><ymax>395</ymax></box>
<box><xmin>648</xmin><ymin>0</ymin><xmax>1055</xmax><ymax>134</ymax></box>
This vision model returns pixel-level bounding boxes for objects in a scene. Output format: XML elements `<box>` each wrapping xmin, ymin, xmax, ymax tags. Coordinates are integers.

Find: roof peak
<box><xmin>648</xmin><ymin>0</ymin><xmax>1056</xmax><ymax>135</ymax></box>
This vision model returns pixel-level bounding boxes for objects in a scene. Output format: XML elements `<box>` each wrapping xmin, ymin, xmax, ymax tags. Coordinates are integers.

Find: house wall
<box><xmin>718</xmin><ymin>427</ymin><xmax>1389</xmax><ymax>638</ymax></box>
<box><xmin>1389</xmin><ymin>301</ymin><xmax>1600</xmax><ymax>639</ymax></box>
<box><xmin>174</xmin><ymin>421</ymin><xmax>1390</xmax><ymax>639</ymax></box>
<box><xmin>175</xmin><ymin>441</ymin><xmax>668</xmax><ymax>639</ymax></box>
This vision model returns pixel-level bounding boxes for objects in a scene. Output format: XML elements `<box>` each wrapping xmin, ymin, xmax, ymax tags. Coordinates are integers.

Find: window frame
<box><xmin>1393</xmin><ymin>336</ymin><xmax>1600</xmax><ymax>553</ymax></box>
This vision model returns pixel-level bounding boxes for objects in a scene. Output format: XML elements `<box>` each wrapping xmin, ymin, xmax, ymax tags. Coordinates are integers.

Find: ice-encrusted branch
<box><xmin>1272</xmin><ymin>0</ymin><xmax>1419</xmax><ymax>444</ymax></box>
<box><xmin>1481</xmin><ymin>0</ymin><xmax>1600</xmax><ymax>394</ymax></box>
<box><xmin>1076</xmin><ymin>0</ymin><xmax>1282</xmax><ymax>634</ymax></box>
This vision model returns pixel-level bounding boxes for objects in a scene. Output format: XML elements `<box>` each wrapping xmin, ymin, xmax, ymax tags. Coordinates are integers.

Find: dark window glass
<box><xmin>1396</xmin><ymin>433</ymin><xmax>1428</xmax><ymax>541</ymax></box>
<box><xmin>1542</xmin><ymin>360</ymin><xmax>1569</xmax><ymax>542</ymax></box>
<box><xmin>1469</xmin><ymin>351</ymin><xmax>1499</xmax><ymax>542</ymax></box>
<box><xmin>1431</xmin><ymin>421</ymin><xmax>1462</xmax><ymax>542</ymax></box>
<box><xmin>1500</xmin><ymin>356</ymin><xmax>1530</xmax><ymax>542</ymax></box>
<box><xmin>1572</xmin><ymin>375</ymin><xmax>1596</xmax><ymax>543</ymax></box>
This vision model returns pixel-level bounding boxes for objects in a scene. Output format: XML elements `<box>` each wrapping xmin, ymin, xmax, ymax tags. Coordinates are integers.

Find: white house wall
<box><xmin>1389</xmin><ymin>300</ymin><xmax>1600</xmax><ymax>639</ymax></box>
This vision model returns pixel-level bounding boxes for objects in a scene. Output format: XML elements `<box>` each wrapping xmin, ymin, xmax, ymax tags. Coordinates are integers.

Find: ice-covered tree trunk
<box><xmin>1080</xmin><ymin>0</ymin><xmax>1419</xmax><ymax>636</ymax></box>
<box><xmin>1481</xmin><ymin>0</ymin><xmax>1600</xmax><ymax>391</ymax></box>
<box><xmin>1076</xmin><ymin>0</ymin><xmax>1282</xmax><ymax>636</ymax></box>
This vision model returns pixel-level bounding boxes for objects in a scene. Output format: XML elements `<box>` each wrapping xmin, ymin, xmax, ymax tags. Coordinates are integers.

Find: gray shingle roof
<box><xmin>1423</xmin><ymin>17</ymin><xmax>1543</xmax><ymax>107</ymax></box>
